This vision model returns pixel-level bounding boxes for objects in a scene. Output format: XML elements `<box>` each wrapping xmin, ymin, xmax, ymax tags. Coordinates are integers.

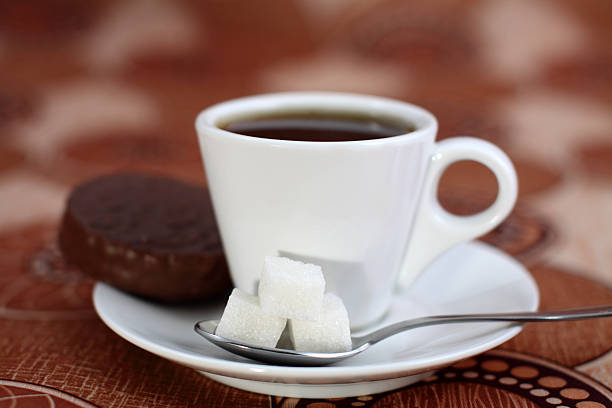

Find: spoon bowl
<box><xmin>195</xmin><ymin>305</ymin><xmax>612</xmax><ymax>366</ymax></box>
<box><xmin>195</xmin><ymin>320</ymin><xmax>369</xmax><ymax>366</ymax></box>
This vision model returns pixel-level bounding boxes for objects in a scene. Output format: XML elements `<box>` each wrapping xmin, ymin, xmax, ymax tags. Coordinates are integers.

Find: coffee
<box><xmin>197</xmin><ymin>92</ymin><xmax>518</xmax><ymax>328</ymax></box>
<box><xmin>223</xmin><ymin>112</ymin><xmax>413</xmax><ymax>142</ymax></box>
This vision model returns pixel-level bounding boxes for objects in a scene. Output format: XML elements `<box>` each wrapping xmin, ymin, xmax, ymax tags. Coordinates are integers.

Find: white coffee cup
<box><xmin>196</xmin><ymin>92</ymin><xmax>517</xmax><ymax>328</ymax></box>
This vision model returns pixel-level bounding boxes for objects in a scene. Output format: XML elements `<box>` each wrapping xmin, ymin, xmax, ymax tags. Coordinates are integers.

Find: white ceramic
<box><xmin>93</xmin><ymin>241</ymin><xmax>539</xmax><ymax>398</ymax></box>
<box><xmin>195</xmin><ymin>92</ymin><xmax>518</xmax><ymax>328</ymax></box>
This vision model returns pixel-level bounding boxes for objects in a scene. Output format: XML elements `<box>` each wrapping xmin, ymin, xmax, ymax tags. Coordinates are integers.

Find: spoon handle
<box><xmin>354</xmin><ymin>305</ymin><xmax>612</xmax><ymax>347</ymax></box>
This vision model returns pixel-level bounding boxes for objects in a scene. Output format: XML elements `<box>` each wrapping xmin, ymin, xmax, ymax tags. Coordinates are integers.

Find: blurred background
<box><xmin>0</xmin><ymin>0</ymin><xmax>610</xmax><ymax>280</ymax></box>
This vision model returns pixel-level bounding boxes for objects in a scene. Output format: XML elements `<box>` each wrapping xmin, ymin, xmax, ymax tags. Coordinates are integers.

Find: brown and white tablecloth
<box><xmin>1</xmin><ymin>1</ymin><xmax>611</xmax><ymax>406</ymax></box>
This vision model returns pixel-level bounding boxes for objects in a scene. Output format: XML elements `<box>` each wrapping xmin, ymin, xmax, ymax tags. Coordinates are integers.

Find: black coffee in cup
<box><xmin>223</xmin><ymin>112</ymin><xmax>413</xmax><ymax>142</ymax></box>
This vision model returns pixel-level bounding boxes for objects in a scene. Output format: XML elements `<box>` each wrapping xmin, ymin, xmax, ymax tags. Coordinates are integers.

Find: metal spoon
<box><xmin>194</xmin><ymin>305</ymin><xmax>612</xmax><ymax>366</ymax></box>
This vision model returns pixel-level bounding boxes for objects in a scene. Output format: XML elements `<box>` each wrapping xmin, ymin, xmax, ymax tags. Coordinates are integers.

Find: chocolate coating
<box><xmin>59</xmin><ymin>172</ymin><xmax>231</xmax><ymax>302</ymax></box>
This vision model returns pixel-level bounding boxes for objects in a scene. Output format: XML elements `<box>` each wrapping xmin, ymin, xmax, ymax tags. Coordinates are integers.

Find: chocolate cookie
<box><xmin>58</xmin><ymin>172</ymin><xmax>231</xmax><ymax>302</ymax></box>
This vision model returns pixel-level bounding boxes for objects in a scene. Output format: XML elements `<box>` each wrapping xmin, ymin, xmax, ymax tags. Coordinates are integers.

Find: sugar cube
<box><xmin>258</xmin><ymin>256</ymin><xmax>325</xmax><ymax>320</ymax></box>
<box><xmin>289</xmin><ymin>292</ymin><xmax>352</xmax><ymax>353</ymax></box>
<box><xmin>215</xmin><ymin>288</ymin><xmax>287</xmax><ymax>347</ymax></box>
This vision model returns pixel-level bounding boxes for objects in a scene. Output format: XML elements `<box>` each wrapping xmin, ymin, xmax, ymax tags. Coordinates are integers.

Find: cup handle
<box><xmin>397</xmin><ymin>137</ymin><xmax>518</xmax><ymax>290</ymax></box>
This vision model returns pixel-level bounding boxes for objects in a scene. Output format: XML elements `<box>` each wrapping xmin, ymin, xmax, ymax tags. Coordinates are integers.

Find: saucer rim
<box><xmin>93</xmin><ymin>241</ymin><xmax>539</xmax><ymax>384</ymax></box>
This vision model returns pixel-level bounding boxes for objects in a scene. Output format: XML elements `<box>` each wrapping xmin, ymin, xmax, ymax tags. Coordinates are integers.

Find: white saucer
<box><xmin>93</xmin><ymin>241</ymin><xmax>539</xmax><ymax>398</ymax></box>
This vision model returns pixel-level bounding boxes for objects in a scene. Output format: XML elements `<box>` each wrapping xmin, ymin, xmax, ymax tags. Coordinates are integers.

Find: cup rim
<box><xmin>195</xmin><ymin>91</ymin><xmax>438</xmax><ymax>145</ymax></box>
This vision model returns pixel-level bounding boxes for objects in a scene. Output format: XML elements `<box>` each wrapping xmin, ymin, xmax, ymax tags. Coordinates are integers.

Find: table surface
<box><xmin>1</xmin><ymin>0</ymin><xmax>611</xmax><ymax>407</ymax></box>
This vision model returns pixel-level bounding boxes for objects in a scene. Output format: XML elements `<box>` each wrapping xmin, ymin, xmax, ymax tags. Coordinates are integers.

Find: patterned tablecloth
<box><xmin>1</xmin><ymin>1</ymin><xmax>611</xmax><ymax>407</ymax></box>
